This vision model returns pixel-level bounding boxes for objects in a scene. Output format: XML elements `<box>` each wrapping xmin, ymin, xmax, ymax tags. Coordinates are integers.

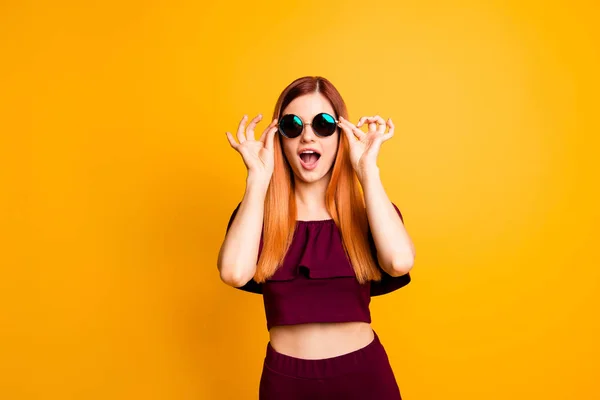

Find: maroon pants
<box><xmin>259</xmin><ymin>330</ymin><xmax>402</xmax><ymax>399</ymax></box>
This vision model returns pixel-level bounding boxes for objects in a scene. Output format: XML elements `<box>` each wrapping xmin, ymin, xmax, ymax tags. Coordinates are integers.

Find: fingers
<box><xmin>233</xmin><ymin>113</ymin><xmax>264</xmax><ymax>145</ymax></box>
<box><xmin>357</xmin><ymin>115</ymin><xmax>385</xmax><ymax>133</ymax></box>
<box><xmin>371</xmin><ymin>115</ymin><xmax>387</xmax><ymax>134</ymax></box>
<box><xmin>356</xmin><ymin>116</ymin><xmax>369</xmax><ymax>128</ymax></box>
<box><xmin>357</xmin><ymin>115</ymin><xmax>379</xmax><ymax>131</ymax></box>
<box><xmin>245</xmin><ymin>114</ymin><xmax>263</xmax><ymax>141</ymax></box>
<box><xmin>227</xmin><ymin>115</ymin><xmax>278</xmax><ymax>157</ymax></box>
<box><xmin>357</xmin><ymin>115</ymin><xmax>391</xmax><ymax>135</ymax></box>
<box><xmin>338</xmin><ymin>116</ymin><xmax>364</xmax><ymax>142</ymax></box>
<box><xmin>258</xmin><ymin>118</ymin><xmax>278</xmax><ymax>143</ymax></box>
<box><xmin>369</xmin><ymin>119</ymin><xmax>377</xmax><ymax>132</ymax></box>
<box><xmin>236</xmin><ymin>115</ymin><xmax>249</xmax><ymax>144</ymax></box>
<box><xmin>263</xmin><ymin>119</ymin><xmax>279</xmax><ymax>151</ymax></box>
<box><xmin>349</xmin><ymin>118</ymin><xmax>367</xmax><ymax>138</ymax></box>
<box><xmin>383</xmin><ymin>117</ymin><xmax>395</xmax><ymax>141</ymax></box>
<box><xmin>265</xmin><ymin>124</ymin><xmax>278</xmax><ymax>151</ymax></box>
<box><xmin>337</xmin><ymin>117</ymin><xmax>354</xmax><ymax>143</ymax></box>
<box><xmin>225</xmin><ymin>131</ymin><xmax>238</xmax><ymax>149</ymax></box>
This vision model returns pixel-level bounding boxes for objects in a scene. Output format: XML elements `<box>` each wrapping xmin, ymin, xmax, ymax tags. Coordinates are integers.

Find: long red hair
<box><xmin>254</xmin><ymin>76</ymin><xmax>383</xmax><ymax>284</ymax></box>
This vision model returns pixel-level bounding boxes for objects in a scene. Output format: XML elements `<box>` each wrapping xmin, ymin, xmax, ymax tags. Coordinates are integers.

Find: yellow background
<box><xmin>1</xmin><ymin>0</ymin><xmax>599</xmax><ymax>399</ymax></box>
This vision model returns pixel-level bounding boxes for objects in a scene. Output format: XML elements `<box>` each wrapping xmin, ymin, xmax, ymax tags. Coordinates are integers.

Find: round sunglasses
<box><xmin>278</xmin><ymin>113</ymin><xmax>339</xmax><ymax>138</ymax></box>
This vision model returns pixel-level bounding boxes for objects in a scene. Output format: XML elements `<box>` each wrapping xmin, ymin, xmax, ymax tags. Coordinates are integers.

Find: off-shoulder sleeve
<box><xmin>225</xmin><ymin>202</ymin><xmax>263</xmax><ymax>295</ymax></box>
<box><xmin>369</xmin><ymin>202</ymin><xmax>412</xmax><ymax>296</ymax></box>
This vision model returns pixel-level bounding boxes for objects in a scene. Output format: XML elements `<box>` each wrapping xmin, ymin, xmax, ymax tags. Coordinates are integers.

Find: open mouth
<box><xmin>298</xmin><ymin>151</ymin><xmax>321</xmax><ymax>170</ymax></box>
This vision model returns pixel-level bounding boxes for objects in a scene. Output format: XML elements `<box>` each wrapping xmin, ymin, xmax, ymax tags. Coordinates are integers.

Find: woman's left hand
<box><xmin>337</xmin><ymin>115</ymin><xmax>395</xmax><ymax>181</ymax></box>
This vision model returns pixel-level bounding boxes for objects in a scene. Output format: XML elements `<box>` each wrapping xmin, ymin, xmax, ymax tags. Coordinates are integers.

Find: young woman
<box><xmin>217</xmin><ymin>76</ymin><xmax>416</xmax><ymax>399</ymax></box>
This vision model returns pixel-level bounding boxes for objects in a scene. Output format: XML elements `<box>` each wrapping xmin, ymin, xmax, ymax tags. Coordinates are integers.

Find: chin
<box><xmin>295</xmin><ymin>174</ymin><xmax>323</xmax><ymax>184</ymax></box>
<box><xmin>292</xmin><ymin>163</ymin><xmax>333</xmax><ymax>183</ymax></box>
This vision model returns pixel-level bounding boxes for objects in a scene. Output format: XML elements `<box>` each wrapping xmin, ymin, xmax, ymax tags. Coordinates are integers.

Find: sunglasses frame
<box><xmin>278</xmin><ymin>112</ymin><xmax>340</xmax><ymax>138</ymax></box>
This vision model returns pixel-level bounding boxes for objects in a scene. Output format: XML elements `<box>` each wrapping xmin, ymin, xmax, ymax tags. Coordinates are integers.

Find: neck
<box><xmin>293</xmin><ymin>172</ymin><xmax>331</xmax><ymax>213</ymax></box>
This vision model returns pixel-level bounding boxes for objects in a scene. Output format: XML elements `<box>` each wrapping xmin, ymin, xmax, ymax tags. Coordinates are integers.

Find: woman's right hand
<box><xmin>226</xmin><ymin>114</ymin><xmax>279</xmax><ymax>186</ymax></box>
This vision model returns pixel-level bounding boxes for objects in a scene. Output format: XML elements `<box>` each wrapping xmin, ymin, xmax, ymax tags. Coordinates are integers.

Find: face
<box><xmin>279</xmin><ymin>93</ymin><xmax>340</xmax><ymax>184</ymax></box>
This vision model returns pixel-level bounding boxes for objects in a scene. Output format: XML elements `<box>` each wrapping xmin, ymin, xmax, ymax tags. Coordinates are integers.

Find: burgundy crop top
<box><xmin>225</xmin><ymin>202</ymin><xmax>411</xmax><ymax>330</ymax></box>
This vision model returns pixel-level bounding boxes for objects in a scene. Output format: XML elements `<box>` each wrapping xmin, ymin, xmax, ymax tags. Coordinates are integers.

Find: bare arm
<box><xmin>338</xmin><ymin>114</ymin><xmax>416</xmax><ymax>278</ymax></box>
<box><xmin>361</xmin><ymin>169</ymin><xmax>416</xmax><ymax>277</ymax></box>
<box><xmin>217</xmin><ymin>176</ymin><xmax>268</xmax><ymax>287</ymax></box>
<box><xmin>217</xmin><ymin>113</ymin><xmax>278</xmax><ymax>287</ymax></box>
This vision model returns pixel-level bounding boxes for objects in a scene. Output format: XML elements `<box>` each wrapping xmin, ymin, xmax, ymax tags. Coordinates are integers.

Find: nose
<box><xmin>300</xmin><ymin>124</ymin><xmax>317</xmax><ymax>142</ymax></box>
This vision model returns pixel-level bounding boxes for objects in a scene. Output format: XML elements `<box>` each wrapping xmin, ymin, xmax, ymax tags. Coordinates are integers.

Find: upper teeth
<box><xmin>301</xmin><ymin>150</ymin><xmax>316</xmax><ymax>154</ymax></box>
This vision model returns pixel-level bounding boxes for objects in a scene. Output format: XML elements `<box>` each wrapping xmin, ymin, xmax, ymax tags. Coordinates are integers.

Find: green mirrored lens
<box><xmin>321</xmin><ymin>113</ymin><xmax>335</xmax><ymax>124</ymax></box>
<box><xmin>280</xmin><ymin>114</ymin><xmax>303</xmax><ymax>138</ymax></box>
<box><xmin>313</xmin><ymin>113</ymin><xmax>337</xmax><ymax>136</ymax></box>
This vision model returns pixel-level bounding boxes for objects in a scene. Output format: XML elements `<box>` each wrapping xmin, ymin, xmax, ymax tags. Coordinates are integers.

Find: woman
<box><xmin>217</xmin><ymin>76</ymin><xmax>416</xmax><ymax>399</ymax></box>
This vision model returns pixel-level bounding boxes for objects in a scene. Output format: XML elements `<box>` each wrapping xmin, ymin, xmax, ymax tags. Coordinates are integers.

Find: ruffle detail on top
<box><xmin>225</xmin><ymin>201</ymin><xmax>411</xmax><ymax>296</ymax></box>
<box><xmin>370</xmin><ymin>271</ymin><xmax>411</xmax><ymax>296</ymax></box>
<box><xmin>268</xmin><ymin>219</ymin><xmax>356</xmax><ymax>281</ymax></box>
